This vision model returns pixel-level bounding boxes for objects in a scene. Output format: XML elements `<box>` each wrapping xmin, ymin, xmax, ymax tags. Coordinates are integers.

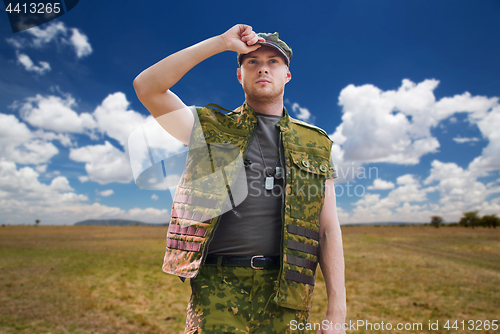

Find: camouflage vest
<box><xmin>162</xmin><ymin>103</ymin><xmax>334</xmax><ymax>311</ymax></box>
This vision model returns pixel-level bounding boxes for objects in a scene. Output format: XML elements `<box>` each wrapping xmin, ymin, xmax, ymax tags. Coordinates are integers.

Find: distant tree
<box><xmin>481</xmin><ymin>214</ymin><xmax>499</xmax><ymax>229</ymax></box>
<box><xmin>430</xmin><ymin>215</ymin><xmax>444</xmax><ymax>228</ymax></box>
<box><xmin>35</xmin><ymin>219</ymin><xmax>40</xmax><ymax>227</ymax></box>
<box><xmin>459</xmin><ymin>211</ymin><xmax>480</xmax><ymax>228</ymax></box>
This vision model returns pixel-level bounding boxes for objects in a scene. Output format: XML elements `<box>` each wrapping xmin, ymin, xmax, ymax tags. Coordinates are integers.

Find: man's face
<box><xmin>237</xmin><ymin>46</ymin><xmax>291</xmax><ymax>103</ymax></box>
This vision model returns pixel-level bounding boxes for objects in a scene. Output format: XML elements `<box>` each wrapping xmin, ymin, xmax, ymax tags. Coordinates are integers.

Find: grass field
<box><xmin>0</xmin><ymin>225</ymin><xmax>498</xmax><ymax>333</ymax></box>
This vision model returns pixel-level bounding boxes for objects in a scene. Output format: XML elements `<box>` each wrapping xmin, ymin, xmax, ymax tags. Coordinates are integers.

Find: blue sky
<box><xmin>0</xmin><ymin>0</ymin><xmax>499</xmax><ymax>225</ymax></box>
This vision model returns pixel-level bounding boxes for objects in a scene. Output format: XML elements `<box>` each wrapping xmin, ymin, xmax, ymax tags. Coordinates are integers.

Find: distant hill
<box><xmin>74</xmin><ymin>219</ymin><xmax>168</xmax><ymax>226</ymax></box>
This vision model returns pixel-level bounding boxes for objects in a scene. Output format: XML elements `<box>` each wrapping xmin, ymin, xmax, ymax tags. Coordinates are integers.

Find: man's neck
<box><xmin>245</xmin><ymin>98</ymin><xmax>284</xmax><ymax>116</ymax></box>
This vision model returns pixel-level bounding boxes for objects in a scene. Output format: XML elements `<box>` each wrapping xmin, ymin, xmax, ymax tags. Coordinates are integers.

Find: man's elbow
<box><xmin>319</xmin><ymin>221</ymin><xmax>341</xmax><ymax>243</ymax></box>
<box><xmin>133</xmin><ymin>74</ymin><xmax>147</xmax><ymax>99</ymax></box>
<box><xmin>319</xmin><ymin>227</ymin><xmax>332</xmax><ymax>243</ymax></box>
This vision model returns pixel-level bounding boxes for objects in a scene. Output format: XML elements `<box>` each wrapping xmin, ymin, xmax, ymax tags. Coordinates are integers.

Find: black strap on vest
<box><xmin>287</xmin><ymin>225</ymin><xmax>320</xmax><ymax>241</ymax></box>
<box><xmin>167</xmin><ymin>239</ymin><xmax>201</xmax><ymax>252</ymax></box>
<box><xmin>287</xmin><ymin>255</ymin><xmax>317</xmax><ymax>271</ymax></box>
<box><xmin>285</xmin><ymin>270</ymin><xmax>315</xmax><ymax>286</ymax></box>
<box><xmin>169</xmin><ymin>224</ymin><xmax>207</xmax><ymax>237</ymax></box>
<box><xmin>288</xmin><ymin>240</ymin><xmax>318</xmax><ymax>256</ymax></box>
<box><xmin>171</xmin><ymin>209</ymin><xmax>213</xmax><ymax>223</ymax></box>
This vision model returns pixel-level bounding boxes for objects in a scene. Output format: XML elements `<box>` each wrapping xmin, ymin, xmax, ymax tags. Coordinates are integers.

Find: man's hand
<box><xmin>220</xmin><ymin>24</ymin><xmax>265</xmax><ymax>54</ymax></box>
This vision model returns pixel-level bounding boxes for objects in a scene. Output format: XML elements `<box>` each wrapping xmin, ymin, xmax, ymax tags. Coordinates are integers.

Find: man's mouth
<box><xmin>256</xmin><ymin>79</ymin><xmax>271</xmax><ymax>84</ymax></box>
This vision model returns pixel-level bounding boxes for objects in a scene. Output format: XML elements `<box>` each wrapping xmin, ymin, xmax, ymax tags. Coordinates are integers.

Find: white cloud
<box><xmin>69</xmin><ymin>28</ymin><xmax>92</xmax><ymax>58</ymax></box>
<box><xmin>78</xmin><ymin>176</ymin><xmax>89</xmax><ymax>183</ymax></box>
<box><xmin>425</xmin><ymin>160</ymin><xmax>489</xmax><ymax>215</ymax></box>
<box><xmin>25</xmin><ymin>21</ymin><xmax>68</xmax><ymax>47</ymax></box>
<box><xmin>349</xmin><ymin>193</ymin><xmax>395</xmax><ymax>223</ymax></box>
<box><xmin>8</xmin><ymin>91</ymin><xmax>159</xmax><ymax>185</ymax></box>
<box><xmin>468</xmin><ymin>105</ymin><xmax>500</xmax><ymax>172</ymax></box>
<box><xmin>453</xmin><ymin>137</ymin><xmax>480</xmax><ymax>144</ymax></box>
<box><xmin>151</xmin><ymin>194</ymin><xmax>159</xmax><ymax>201</ymax></box>
<box><xmin>50</xmin><ymin>176</ymin><xmax>74</xmax><ymax>192</ymax></box>
<box><xmin>389</xmin><ymin>174</ymin><xmax>428</xmax><ymax>203</ymax></box>
<box><xmin>98</xmin><ymin>189</ymin><xmax>114</xmax><ymax>197</ymax></box>
<box><xmin>0</xmin><ymin>113</ymin><xmax>59</xmax><ymax>164</ymax></box>
<box><xmin>16</xmin><ymin>52</ymin><xmax>51</xmax><ymax>74</ymax></box>
<box><xmin>69</xmin><ymin>141</ymin><xmax>133</xmax><ymax>184</ymax></box>
<box><xmin>18</xmin><ymin>94</ymin><xmax>96</xmax><ymax>134</ymax></box>
<box><xmin>345</xmin><ymin>173</ymin><xmax>432</xmax><ymax>223</ymax></box>
<box><xmin>93</xmin><ymin>92</ymin><xmax>152</xmax><ymax>148</ymax></box>
<box><xmin>327</xmin><ymin>79</ymin><xmax>500</xmax><ymax>223</ymax></box>
<box><xmin>36</xmin><ymin>130</ymin><xmax>74</xmax><ymax>147</ymax></box>
<box><xmin>367</xmin><ymin>178</ymin><xmax>395</xmax><ymax>190</ymax></box>
<box><xmin>43</xmin><ymin>170</ymin><xmax>60</xmax><ymax>178</ymax></box>
<box><xmin>344</xmin><ymin>160</ymin><xmax>500</xmax><ymax>224</ymax></box>
<box><xmin>6</xmin><ymin>21</ymin><xmax>92</xmax><ymax>59</ymax></box>
<box><xmin>434</xmin><ymin>92</ymin><xmax>498</xmax><ymax>121</ymax></box>
<box><xmin>333</xmin><ymin>80</ymin><xmax>439</xmax><ymax>164</ymax></box>
<box><xmin>0</xmin><ymin>161</ymin><xmax>85</xmax><ymax>206</ymax></box>
<box><xmin>12</xmin><ymin>91</ymin><xmax>155</xmax><ymax>150</ymax></box>
<box><xmin>291</xmin><ymin>102</ymin><xmax>312</xmax><ymax>122</ymax></box>
<box><xmin>0</xmin><ymin>200</ymin><xmax>169</xmax><ymax>225</ymax></box>
<box><xmin>35</xmin><ymin>164</ymin><xmax>47</xmax><ymax>173</ymax></box>
<box><xmin>0</xmin><ymin>161</ymin><xmax>169</xmax><ymax>225</ymax></box>
<box><xmin>5</xmin><ymin>37</ymin><xmax>23</xmax><ymax>49</ymax></box>
<box><xmin>331</xmin><ymin>79</ymin><xmax>499</xmax><ymax>165</ymax></box>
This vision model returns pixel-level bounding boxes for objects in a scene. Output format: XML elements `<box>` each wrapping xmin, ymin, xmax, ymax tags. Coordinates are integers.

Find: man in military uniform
<box><xmin>133</xmin><ymin>24</ymin><xmax>346</xmax><ymax>334</ymax></box>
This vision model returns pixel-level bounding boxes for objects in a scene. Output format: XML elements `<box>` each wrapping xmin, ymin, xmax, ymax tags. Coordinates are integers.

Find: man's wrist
<box><xmin>217</xmin><ymin>33</ymin><xmax>231</xmax><ymax>52</ymax></box>
<box><xmin>325</xmin><ymin>307</ymin><xmax>346</xmax><ymax>323</ymax></box>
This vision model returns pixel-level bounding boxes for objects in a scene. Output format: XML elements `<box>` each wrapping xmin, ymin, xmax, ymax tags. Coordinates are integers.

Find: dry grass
<box><xmin>311</xmin><ymin>225</ymin><xmax>500</xmax><ymax>334</ymax></box>
<box><xmin>0</xmin><ymin>225</ymin><xmax>498</xmax><ymax>333</ymax></box>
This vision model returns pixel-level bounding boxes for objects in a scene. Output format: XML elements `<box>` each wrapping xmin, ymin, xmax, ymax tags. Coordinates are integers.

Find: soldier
<box><xmin>133</xmin><ymin>24</ymin><xmax>346</xmax><ymax>334</ymax></box>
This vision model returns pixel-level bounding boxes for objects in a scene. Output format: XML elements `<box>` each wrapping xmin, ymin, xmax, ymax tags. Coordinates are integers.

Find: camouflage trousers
<box><xmin>184</xmin><ymin>264</ymin><xmax>310</xmax><ymax>333</ymax></box>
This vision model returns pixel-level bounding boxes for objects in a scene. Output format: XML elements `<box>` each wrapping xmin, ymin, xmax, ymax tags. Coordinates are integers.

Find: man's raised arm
<box><xmin>133</xmin><ymin>24</ymin><xmax>264</xmax><ymax>145</ymax></box>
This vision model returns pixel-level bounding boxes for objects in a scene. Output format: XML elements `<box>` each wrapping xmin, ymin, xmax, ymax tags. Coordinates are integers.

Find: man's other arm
<box><xmin>317</xmin><ymin>178</ymin><xmax>346</xmax><ymax>334</ymax></box>
<box><xmin>133</xmin><ymin>24</ymin><xmax>264</xmax><ymax>145</ymax></box>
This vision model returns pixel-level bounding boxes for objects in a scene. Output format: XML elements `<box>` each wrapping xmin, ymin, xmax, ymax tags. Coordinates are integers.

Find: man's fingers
<box><xmin>246</xmin><ymin>34</ymin><xmax>261</xmax><ymax>46</ymax></box>
<box><xmin>239</xmin><ymin>25</ymin><xmax>253</xmax><ymax>38</ymax></box>
<box><xmin>242</xmin><ymin>43</ymin><xmax>261</xmax><ymax>53</ymax></box>
<box><xmin>243</xmin><ymin>25</ymin><xmax>253</xmax><ymax>35</ymax></box>
<box><xmin>241</xmin><ymin>30</ymin><xmax>256</xmax><ymax>41</ymax></box>
<box><xmin>242</xmin><ymin>30</ymin><xmax>264</xmax><ymax>46</ymax></box>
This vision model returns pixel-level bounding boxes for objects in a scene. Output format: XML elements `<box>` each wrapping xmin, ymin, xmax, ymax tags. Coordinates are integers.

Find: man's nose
<box><xmin>258</xmin><ymin>65</ymin><xmax>269</xmax><ymax>74</ymax></box>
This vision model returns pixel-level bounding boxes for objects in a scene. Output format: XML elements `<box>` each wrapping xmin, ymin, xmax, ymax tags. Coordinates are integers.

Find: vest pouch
<box><xmin>288</xmin><ymin>150</ymin><xmax>331</xmax><ymax>222</ymax></box>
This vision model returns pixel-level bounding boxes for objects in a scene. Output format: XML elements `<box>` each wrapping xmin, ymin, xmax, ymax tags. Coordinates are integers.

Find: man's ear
<box><xmin>237</xmin><ymin>67</ymin><xmax>242</xmax><ymax>84</ymax></box>
<box><xmin>285</xmin><ymin>68</ymin><xmax>292</xmax><ymax>83</ymax></box>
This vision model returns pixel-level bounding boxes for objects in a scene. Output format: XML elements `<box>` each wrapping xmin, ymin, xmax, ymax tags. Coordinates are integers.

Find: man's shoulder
<box><xmin>290</xmin><ymin>117</ymin><xmax>331</xmax><ymax>140</ymax></box>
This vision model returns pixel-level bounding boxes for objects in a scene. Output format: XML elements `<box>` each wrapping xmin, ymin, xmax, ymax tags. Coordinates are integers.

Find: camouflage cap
<box><xmin>237</xmin><ymin>32</ymin><xmax>293</xmax><ymax>67</ymax></box>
